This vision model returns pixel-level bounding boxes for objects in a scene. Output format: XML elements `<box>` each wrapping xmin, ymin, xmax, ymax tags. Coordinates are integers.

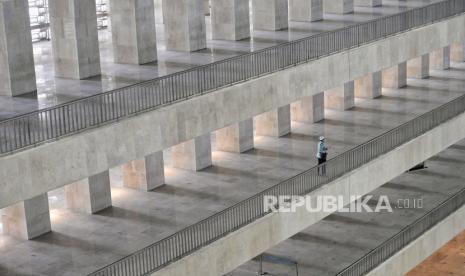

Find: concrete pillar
<box><xmin>407</xmin><ymin>54</ymin><xmax>429</xmax><ymax>79</ymax></box>
<box><xmin>430</xmin><ymin>46</ymin><xmax>451</xmax><ymax>70</ymax></box>
<box><xmin>255</xmin><ymin>105</ymin><xmax>291</xmax><ymax>137</ymax></box>
<box><xmin>49</xmin><ymin>0</ymin><xmax>101</xmax><ymax>79</ymax></box>
<box><xmin>211</xmin><ymin>0</ymin><xmax>250</xmax><ymax>41</ymax></box>
<box><xmin>1</xmin><ymin>194</ymin><xmax>51</xmax><ymax>240</ymax></box>
<box><xmin>163</xmin><ymin>0</ymin><xmax>207</xmax><ymax>52</ymax></box>
<box><xmin>354</xmin><ymin>0</ymin><xmax>382</xmax><ymax>6</ymax></box>
<box><xmin>291</xmin><ymin>93</ymin><xmax>325</xmax><ymax>123</ymax></box>
<box><xmin>0</xmin><ymin>0</ymin><xmax>37</xmax><ymax>97</ymax></box>
<box><xmin>324</xmin><ymin>82</ymin><xmax>355</xmax><ymax>110</ymax></box>
<box><xmin>355</xmin><ymin>71</ymin><xmax>382</xmax><ymax>99</ymax></box>
<box><xmin>154</xmin><ymin>0</ymin><xmax>164</xmax><ymax>24</ymax></box>
<box><xmin>324</xmin><ymin>0</ymin><xmax>354</xmax><ymax>14</ymax></box>
<box><xmin>216</xmin><ymin>119</ymin><xmax>254</xmax><ymax>153</ymax></box>
<box><xmin>122</xmin><ymin>152</ymin><xmax>165</xmax><ymax>191</ymax></box>
<box><xmin>451</xmin><ymin>42</ymin><xmax>465</xmax><ymax>62</ymax></box>
<box><xmin>204</xmin><ymin>0</ymin><xmax>210</xmax><ymax>15</ymax></box>
<box><xmin>110</xmin><ymin>0</ymin><xmax>157</xmax><ymax>64</ymax></box>
<box><xmin>289</xmin><ymin>0</ymin><xmax>323</xmax><ymax>22</ymax></box>
<box><xmin>382</xmin><ymin>62</ymin><xmax>407</xmax><ymax>89</ymax></box>
<box><xmin>252</xmin><ymin>0</ymin><xmax>288</xmax><ymax>31</ymax></box>
<box><xmin>171</xmin><ymin>134</ymin><xmax>212</xmax><ymax>171</ymax></box>
<box><xmin>65</xmin><ymin>171</ymin><xmax>112</xmax><ymax>214</ymax></box>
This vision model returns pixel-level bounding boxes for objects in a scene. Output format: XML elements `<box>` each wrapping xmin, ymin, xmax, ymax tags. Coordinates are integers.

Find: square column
<box><xmin>211</xmin><ymin>0</ymin><xmax>250</xmax><ymax>41</ymax></box>
<box><xmin>110</xmin><ymin>0</ymin><xmax>157</xmax><ymax>64</ymax></box>
<box><xmin>171</xmin><ymin>134</ymin><xmax>212</xmax><ymax>171</ymax></box>
<box><xmin>382</xmin><ymin>62</ymin><xmax>407</xmax><ymax>89</ymax></box>
<box><xmin>355</xmin><ymin>71</ymin><xmax>382</xmax><ymax>99</ymax></box>
<box><xmin>289</xmin><ymin>0</ymin><xmax>323</xmax><ymax>22</ymax></box>
<box><xmin>255</xmin><ymin>105</ymin><xmax>291</xmax><ymax>137</ymax></box>
<box><xmin>354</xmin><ymin>0</ymin><xmax>382</xmax><ymax>6</ymax></box>
<box><xmin>430</xmin><ymin>46</ymin><xmax>451</xmax><ymax>70</ymax></box>
<box><xmin>252</xmin><ymin>0</ymin><xmax>288</xmax><ymax>31</ymax></box>
<box><xmin>1</xmin><ymin>194</ymin><xmax>51</xmax><ymax>240</ymax></box>
<box><xmin>407</xmin><ymin>54</ymin><xmax>429</xmax><ymax>79</ymax></box>
<box><xmin>49</xmin><ymin>0</ymin><xmax>101</xmax><ymax>79</ymax></box>
<box><xmin>451</xmin><ymin>42</ymin><xmax>465</xmax><ymax>62</ymax></box>
<box><xmin>204</xmin><ymin>0</ymin><xmax>210</xmax><ymax>15</ymax></box>
<box><xmin>324</xmin><ymin>81</ymin><xmax>355</xmax><ymax>111</ymax></box>
<box><xmin>291</xmin><ymin>93</ymin><xmax>325</xmax><ymax>123</ymax></box>
<box><xmin>154</xmin><ymin>0</ymin><xmax>164</xmax><ymax>24</ymax></box>
<box><xmin>216</xmin><ymin>119</ymin><xmax>254</xmax><ymax>153</ymax></box>
<box><xmin>122</xmin><ymin>152</ymin><xmax>165</xmax><ymax>191</ymax></box>
<box><xmin>65</xmin><ymin>171</ymin><xmax>112</xmax><ymax>214</ymax></box>
<box><xmin>164</xmin><ymin>0</ymin><xmax>207</xmax><ymax>52</ymax></box>
<box><xmin>324</xmin><ymin>0</ymin><xmax>354</xmax><ymax>14</ymax></box>
<box><xmin>0</xmin><ymin>0</ymin><xmax>37</xmax><ymax>97</ymax></box>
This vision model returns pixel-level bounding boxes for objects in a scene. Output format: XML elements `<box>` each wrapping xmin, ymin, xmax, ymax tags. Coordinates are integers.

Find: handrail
<box><xmin>336</xmin><ymin>187</ymin><xmax>465</xmax><ymax>276</ymax></box>
<box><xmin>1</xmin><ymin>0</ymin><xmax>464</xmax><ymax>155</ymax></box>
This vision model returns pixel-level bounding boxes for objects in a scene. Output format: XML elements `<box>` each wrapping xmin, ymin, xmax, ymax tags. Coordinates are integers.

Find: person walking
<box><xmin>316</xmin><ymin>136</ymin><xmax>328</xmax><ymax>175</ymax></box>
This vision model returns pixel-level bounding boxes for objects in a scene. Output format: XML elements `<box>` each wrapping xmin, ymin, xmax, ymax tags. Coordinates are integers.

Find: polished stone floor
<box><xmin>0</xmin><ymin>0</ymin><xmax>440</xmax><ymax>120</ymax></box>
<box><xmin>228</xmin><ymin>138</ymin><xmax>465</xmax><ymax>276</ymax></box>
<box><xmin>0</xmin><ymin>63</ymin><xmax>464</xmax><ymax>275</ymax></box>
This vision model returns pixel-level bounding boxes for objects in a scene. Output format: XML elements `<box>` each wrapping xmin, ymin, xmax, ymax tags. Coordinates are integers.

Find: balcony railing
<box><xmin>88</xmin><ymin>59</ymin><xmax>465</xmax><ymax>276</ymax></box>
<box><xmin>336</xmin><ymin>187</ymin><xmax>465</xmax><ymax>276</ymax></box>
<box><xmin>2</xmin><ymin>0</ymin><xmax>464</xmax><ymax>155</ymax></box>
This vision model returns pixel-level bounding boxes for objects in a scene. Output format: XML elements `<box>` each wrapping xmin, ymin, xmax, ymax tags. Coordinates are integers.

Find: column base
<box><xmin>65</xmin><ymin>171</ymin><xmax>112</xmax><ymax>214</ymax></box>
<box><xmin>291</xmin><ymin>93</ymin><xmax>325</xmax><ymax>123</ymax></box>
<box><xmin>382</xmin><ymin>62</ymin><xmax>407</xmax><ymax>89</ymax></box>
<box><xmin>122</xmin><ymin>152</ymin><xmax>165</xmax><ymax>191</ymax></box>
<box><xmin>430</xmin><ymin>46</ymin><xmax>451</xmax><ymax>70</ymax></box>
<box><xmin>355</xmin><ymin>71</ymin><xmax>382</xmax><ymax>99</ymax></box>
<box><xmin>171</xmin><ymin>134</ymin><xmax>212</xmax><ymax>171</ymax></box>
<box><xmin>1</xmin><ymin>194</ymin><xmax>51</xmax><ymax>240</ymax></box>
<box><xmin>407</xmin><ymin>54</ymin><xmax>430</xmax><ymax>79</ymax></box>
<box><xmin>216</xmin><ymin>119</ymin><xmax>254</xmax><ymax>153</ymax></box>
<box><xmin>255</xmin><ymin>105</ymin><xmax>291</xmax><ymax>137</ymax></box>
<box><xmin>325</xmin><ymin>82</ymin><xmax>355</xmax><ymax>111</ymax></box>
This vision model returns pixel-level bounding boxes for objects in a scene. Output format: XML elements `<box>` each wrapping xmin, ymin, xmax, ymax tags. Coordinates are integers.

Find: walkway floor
<box><xmin>0</xmin><ymin>63</ymin><xmax>464</xmax><ymax>275</ymax></box>
<box><xmin>0</xmin><ymin>0</ymin><xmax>439</xmax><ymax>120</ymax></box>
<box><xmin>228</xmin><ymin>139</ymin><xmax>465</xmax><ymax>276</ymax></box>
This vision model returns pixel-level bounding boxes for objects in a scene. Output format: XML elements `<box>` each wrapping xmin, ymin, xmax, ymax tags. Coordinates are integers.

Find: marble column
<box><xmin>407</xmin><ymin>54</ymin><xmax>429</xmax><ymax>79</ymax></box>
<box><xmin>451</xmin><ymin>42</ymin><xmax>465</xmax><ymax>62</ymax></box>
<box><xmin>382</xmin><ymin>62</ymin><xmax>407</xmax><ymax>89</ymax></box>
<box><xmin>354</xmin><ymin>0</ymin><xmax>382</xmax><ymax>6</ymax></box>
<box><xmin>154</xmin><ymin>0</ymin><xmax>165</xmax><ymax>24</ymax></box>
<box><xmin>252</xmin><ymin>0</ymin><xmax>288</xmax><ymax>31</ymax></box>
<box><xmin>324</xmin><ymin>0</ymin><xmax>354</xmax><ymax>14</ymax></box>
<box><xmin>49</xmin><ymin>0</ymin><xmax>101</xmax><ymax>79</ymax></box>
<box><xmin>163</xmin><ymin>0</ymin><xmax>207</xmax><ymax>51</ymax></box>
<box><xmin>65</xmin><ymin>171</ymin><xmax>112</xmax><ymax>214</ymax></box>
<box><xmin>0</xmin><ymin>0</ymin><xmax>37</xmax><ymax>96</ymax></box>
<box><xmin>325</xmin><ymin>82</ymin><xmax>355</xmax><ymax>110</ymax></box>
<box><xmin>110</xmin><ymin>0</ymin><xmax>157</xmax><ymax>64</ymax></box>
<box><xmin>216</xmin><ymin>119</ymin><xmax>254</xmax><ymax>153</ymax></box>
<box><xmin>211</xmin><ymin>0</ymin><xmax>250</xmax><ymax>41</ymax></box>
<box><xmin>122</xmin><ymin>152</ymin><xmax>165</xmax><ymax>191</ymax></box>
<box><xmin>289</xmin><ymin>0</ymin><xmax>323</xmax><ymax>22</ymax></box>
<box><xmin>255</xmin><ymin>105</ymin><xmax>291</xmax><ymax>137</ymax></box>
<box><xmin>430</xmin><ymin>46</ymin><xmax>451</xmax><ymax>70</ymax></box>
<box><xmin>291</xmin><ymin>93</ymin><xmax>325</xmax><ymax>123</ymax></box>
<box><xmin>204</xmin><ymin>0</ymin><xmax>210</xmax><ymax>15</ymax></box>
<box><xmin>1</xmin><ymin>194</ymin><xmax>51</xmax><ymax>240</ymax></box>
<box><xmin>355</xmin><ymin>71</ymin><xmax>382</xmax><ymax>99</ymax></box>
<box><xmin>171</xmin><ymin>134</ymin><xmax>212</xmax><ymax>171</ymax></box>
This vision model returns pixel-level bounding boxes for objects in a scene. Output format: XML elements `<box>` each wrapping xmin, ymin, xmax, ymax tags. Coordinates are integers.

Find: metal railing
<box><xmin>88</xmin><ymin>70</ymin><xmax>465</xmax><ymax>275</ymax></box>
<box><xmin>2</xmin><ymin>0</ymin><xmax>464</xmax><ymax>155</ymax></box>
<box><xmin>337</xmin><ymin>187</ymin><xmax>465</xmax><ymax>276</ymax></box>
